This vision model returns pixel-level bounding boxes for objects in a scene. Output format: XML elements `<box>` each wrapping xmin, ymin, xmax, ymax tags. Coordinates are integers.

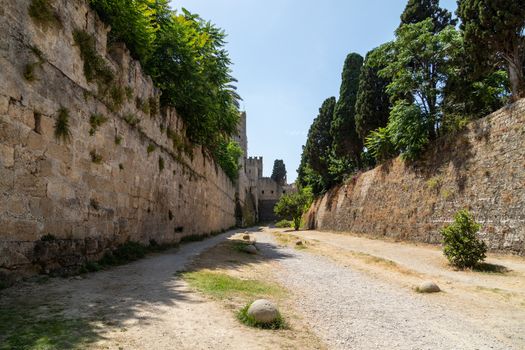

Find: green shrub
<box><xmin>87</xmin><ymin>2</ymin><xmax>242</xmax><ymax>181</ymax></box>
<box><xmin>158</xmin><ymin>156</ymin><xmax>165</xmax><ymax>171</ymax></box>
<box><xmin>84</xmin><ymin>261</ymin><xmax>101</xmax><ymax>272</ymax></box>
<box><xmin>114</xmin><ymin>135</ymin><xmax>122</xmax><ymax>145</ymax></box>
<box><xmin>54</xmin><ymin>107</ymin><xmax>71</xmax><ymax>142</ymax></box>
<box><xmin>274</xmin><ymin>187</ymin><xmax>313</xmax><ymax>231</ymax></box>
<box><xmin>28</xmin><ymin>0</ymin><xmax>61</xmax><ymax>27</ymax></box>
<box><xmin>40</xmin><ymin>233</ymin><xmax>57</xmax><ymax>242</ymax></box>
<box><xmin>73</xmin><ymin>29</ymin><xmax>114</xmax><ymax>88</ymax></box>
<box><xmin>89</xmin><ymin>150</ymin><xmax>103</xmax><ymax>164</ymax></box>
<box><xmin>387</xmin><ymin>101</ymin><xmax>429</xmax><ymax>161</ymax></box>
<box><xmin>89</xmin><ymin>114</ymin><xmax>108</xmax><ymax>135</ymax></box>
<box><xmin>441</xmin><ymin>210</ymin><xmax>487</xmax><ymax>269</ymax></box>
<box><xmin>236</xmin><ymin>303</ymin><xmax>286</xmax><ymax>330</ymax></box>
<box><xmin>148</xmin><ymin>96</ymin><xmax>158</xmax><ymax>117</ymax></box>
<box><xmin>211</xmin><ymin>138</ymin><xmax>242</xmax><ymax>181</ymax></box>
<box><xmin>365</xmin><ymin>127</ymin><xmax>397</xmax><ymax>162</ymax></box>
<box><xmin>108</xmin><ymin>86</ymin><xmax>125</xmax><ymax>112</ymax></box>
<box><xmin>99</xmin><ymin>241</ymin><xmax>147</xmax><ymax>266</ymax></box>
<box><xmin>23</xmin><ymin>63</ymin><xmax>38</xmax><ymax>81</ymax></box>
<box><xmin>122</xmin><ymin>113</ymin><xmax>140</xmax><ymax>127</ymax></box>
<box><xmin>147</xmin><ymin>144</ymin><xmax>156</xmax><ymax>154</ymax></box>
<box><xmin>275</xmin><ymin>220</ymin><xmax>293</xmax><ymax>228</ymax></box>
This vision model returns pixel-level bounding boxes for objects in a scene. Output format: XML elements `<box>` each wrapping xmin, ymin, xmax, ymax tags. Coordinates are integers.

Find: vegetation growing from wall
<box><xmin>87</xmin><ymin>0</ymin><xmax>242</xmax><ymax>181</ymax></box>
<box><xmin>54</xmin><ymin>107</ymin><xmax>71</xmax><ymax>142</ymax></box>
<box><xmin>28</xmin><ymin>0</ymin><xmax>62</xmax><ymax>27</ymax></box>
<box><xmin>298</xmin><ymin>0</ymin><xmax>515</xmax><ymax>196</ymax></box>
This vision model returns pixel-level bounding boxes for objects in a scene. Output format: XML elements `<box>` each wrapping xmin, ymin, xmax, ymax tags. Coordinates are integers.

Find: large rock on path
<box><xmin>417</xmin><ymin>281</ymin><xmax>441</xmax><ymax>293</ymax></box>
<box><xmin>247</xmin><ymin>299</ymin><xmax>280</xmax><ymax>324</ymax></box>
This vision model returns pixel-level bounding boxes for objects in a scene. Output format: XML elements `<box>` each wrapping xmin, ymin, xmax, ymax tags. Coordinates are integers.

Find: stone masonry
<box><xmin>306</xmin><ymin>100</ymin><xmax>525</xmax><ymax>255</ymax></box>
<box><xmin>0</xmin><ymin>0</ymin><xmax>237</xmax><ymax>281</ymax></box>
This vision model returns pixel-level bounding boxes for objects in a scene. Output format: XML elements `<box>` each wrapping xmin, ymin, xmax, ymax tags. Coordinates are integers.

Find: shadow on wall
<box><xmin>0</xmin><ymin>226</ymin><xmax>287</xmax><ymax>349</ymax></box>
<box><xmin>413</xmin><ymin>130</ymin><xmax>476</xmax><ymax>194</ymax></box>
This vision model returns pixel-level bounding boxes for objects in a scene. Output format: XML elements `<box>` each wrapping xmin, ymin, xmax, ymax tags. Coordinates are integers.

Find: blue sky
<box><xmin>170</xmin><ymin>0</ymin><xmax>457</xmax><ymax>182</ymax></box>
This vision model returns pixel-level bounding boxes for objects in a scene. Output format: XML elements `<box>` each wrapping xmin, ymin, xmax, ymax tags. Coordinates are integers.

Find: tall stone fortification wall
<box><xmin>0</xmin><ymin>0</ymin><xmax>236</xmax><ymax>280</ymax></box>
<box><xmin>306</xmin><ymin>100</ymin><xmax>525</xmax><ymax>255</ymax></box>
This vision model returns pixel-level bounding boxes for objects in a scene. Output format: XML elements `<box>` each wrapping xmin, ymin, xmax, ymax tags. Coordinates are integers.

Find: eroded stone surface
<box><xmin>306</xmin><ymin>100</ymin><xmax>525</xmax><ymax>256</ymax></box>
<box><xmin>0</xmin><ymin>0</ymin><xmax>238</xmax><ymax>281</ymax></box>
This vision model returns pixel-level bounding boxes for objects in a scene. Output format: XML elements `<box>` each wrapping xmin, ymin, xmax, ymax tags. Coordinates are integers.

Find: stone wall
<box><xmin>306</xmin><ymin>100</ymin><xmax>525</xmax><ymax>255</ymax></box>
<box><xmin>0</xmin><ymin>0</ymin><xmax>237</xmax><ymax>281</ymax></box>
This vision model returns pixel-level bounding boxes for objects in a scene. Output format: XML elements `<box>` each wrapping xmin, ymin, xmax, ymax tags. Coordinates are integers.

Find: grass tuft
<box><xmin>28</xmin><ymin>0</ymin><xmax>61</xmax><ymax>27</ymax></box>
<box><xmin>181</xmin><ymin>270</ymin><xmax>284</xmax><ymax>300</ymax></box>
<box><xmin>0</xmin><ymin>307</ymin><xmax>96</xmax><ymax>350</ymax></box>
<box><xmin>122</xmin><ymin>113</ymin><xmax>140</xmax><ymax>127</ymax></box>
<box><xmin>23</xmin><ymin>63</ymin><xmax>38</xmax><ymax>81</ymax></box>
<box><xmin>147</xmin><ymin>144</ymin><xmax>156</xmax><ymax>154</ymax></box>
<box><xmin>89</xmin><ymin>114</ymin><xmax>108</xmax><ymax>136</ymax></box>
<box><xmin>40</xmin><ymin>234</ymin><xmax>57</xmax><ymax>242</ymax></box>
<box><xmin>236</xmin><ymin>302</ymin><xmax>286</xmax><ymax>330</ymax></box>
<box><xmin>114</xmin><ymin>135</ymin><xmax>122</xmax><ymax>145</ymax></box>
<box><xmin>73</xmin><ymin>30</ymin><xmax>114</xmax><ymax>88</ymax></box>
<box><xmin>54</xmin><ymin>107</ymin><xmax>71</xmax><ymax>142</ymax></box>
<box><xmin>89</xmin><ymin>150</ymin><xmax>103</xmax><ymax>164</ymax></box>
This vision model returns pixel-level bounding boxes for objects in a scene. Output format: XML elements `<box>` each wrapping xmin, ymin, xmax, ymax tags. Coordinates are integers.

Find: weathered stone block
<box><xmin>0</xmin><ymin>144</ymin><xmax>14</xmax><ymax>167</ymax></box>
<box><xmin>0</xmin><ymin>95</ymin><xmax>9</xmax><ymax>115</ymax></box>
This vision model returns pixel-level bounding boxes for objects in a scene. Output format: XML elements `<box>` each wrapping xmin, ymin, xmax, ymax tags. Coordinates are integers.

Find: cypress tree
<box><xmin>400</xmin><ymin>0</ymin><xmax>456</xmax><ymax>32</ymax></box>
<box><xmin>301</xmin><ymin>97</ymin><xmax>337</xmax><ymax>194</ymax></box>
<box><xmin>330</xmin><ymin>53</ymin><xmax>363</xmax><ymax>168</ymax></box>
<box><xmin>271</xmin><ymin>159</ymin><xmax>287</xmax><ymax>186</ymax></box>
<box><xmin>457</xmin><ymin>0</ymin><xmax>525</xmax><ymax>99</ymax></box>
<box><xmin>355</xmin><ymin>49</ymin><xmax>391</xmax><ymax>141</ymax></box>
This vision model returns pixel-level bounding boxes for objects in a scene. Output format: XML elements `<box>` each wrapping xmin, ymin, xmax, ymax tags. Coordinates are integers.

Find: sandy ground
<box><xmin>261</xmin><ymin>229</ymin><xmax>525</xmax><ymax>349</ymax></box>
<box><xmin>1</xmin><ymin>226</ymin><xmax>524</xmax><ymax>349</ymax></box>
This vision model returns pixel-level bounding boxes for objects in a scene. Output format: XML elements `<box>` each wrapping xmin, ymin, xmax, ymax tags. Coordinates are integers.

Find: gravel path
<box><xmin>256</xmin><ymin>232</ymin><xmax>518</xmax><ymax>350</ymax></box>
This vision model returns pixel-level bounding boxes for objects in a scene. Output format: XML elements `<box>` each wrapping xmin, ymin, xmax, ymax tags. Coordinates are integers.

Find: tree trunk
<box><xmin>507</xmin><ymin>55</ymin><xmax>524</xmax><ymax>100</ymax></box>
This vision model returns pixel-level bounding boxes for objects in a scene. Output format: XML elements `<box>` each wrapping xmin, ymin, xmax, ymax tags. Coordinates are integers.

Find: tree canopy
<box><xmin>274</xmin><ymin>188</ymin><xmax>313</xmax><ymax>231</ymax></box>
<box><xmin>299</xmin><ymin>0</ymin><xmax>514</xmax><ymax>198</ymax></box>
<box><xmin>457</xmin><ymin>0</ymin><xmax>525</xmax><ymax>99</ymax></box>
<box><xmin>271</xmin><ymin>160</ymin><xmax>287</xmax><ymax>186</ymax></box>
<box><xmin>355</xmin><ymin>49</ymin><xmax>391</xmax><ymax>142</ymax></box>
<box><xmin>400</xmin><ymin>0</ymin><xmax>456</xmax><ymax>31</ymax></box>
<box><xmin>331</xmin><ymin>53</ymin><xmax>363</xmax><ymax>168</ymax></box>
<box><xmin>88</xmin><ymin>0</ymin><xmax>242</xmax><ymax>181</ymax></box>
<box><xmin>298</xmin><ymin>97</ymin><xmax>337</xmax><ymax>195</ymax></box>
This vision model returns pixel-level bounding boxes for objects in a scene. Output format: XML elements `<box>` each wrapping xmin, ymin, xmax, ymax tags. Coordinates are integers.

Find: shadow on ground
<box><xmin>0</xmin><ymin>226</ymin><xmax>291</xmax><ymax>349</ymax></box>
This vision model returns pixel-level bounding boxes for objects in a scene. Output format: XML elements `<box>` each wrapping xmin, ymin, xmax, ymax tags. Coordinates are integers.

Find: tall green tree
<box><xmin>330</xmin><ymin>53</ymin><xmax>363</xmax><ymax>169</ymax></box>
<box><xmin>271</xmin><ymin>159</ymin><xmax>287</xmax><ymax>185</ymax></box>
<box><xmin>297</xmin><ymin>146</ymin><xmax>325</xmax><ymax>196</ymax></box>
<box><xmin>373</xmin><ymin>20</ymin><xmax>462</xmax><ymax>139</ymax></box>
<box><xmin>355</xmin><ymin>49</ymin><xmax>391</xmax><ymax>142</ymax></box>
<box><xmin>88</xmin><ymin>1</ymin><xmax>242</xmax><ymax>181</ymax></box>
<box><xmin>299</xmin><ymin>97</ymin><xmax>337</xmax><ymax>195</ymax></box>
<box><xmin>367</xmin><ymin>19</ymin><xmax>462</xmax><ymax>161</ymax></box>
<box><xmin>274</xmin><ymin>187</ymin><xmax>313</xmax><ymax>231</ymax></box>
<box><xmin>400</xmin><ymin>0</ymin><xmax>456</xmax><ymax>31</ymax></box>
<box><xmin>457</xmin><ymin>0</ymin><xmax>525</xmax><ymax>99</ymax></box>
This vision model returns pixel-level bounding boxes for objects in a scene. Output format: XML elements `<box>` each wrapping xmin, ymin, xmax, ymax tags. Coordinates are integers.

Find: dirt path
<box><xmin>1</xmin><ymin>229</ymin><xmax>320</xmax><ymax>350</ymax></box>
<box><xmin>2</xmin><ymin>227</ymin><xmax>524</xmax><ymax>349</ymax></box>
<box><xmin>263</xmin><ymin>228</ymin><xmax>525</xmax><ymax>349</ymax></box>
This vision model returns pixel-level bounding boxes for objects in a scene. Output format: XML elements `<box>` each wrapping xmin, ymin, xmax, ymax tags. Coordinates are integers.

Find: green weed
<box><xmin>54</xmin><ymin>107</ymin><xmax>71</xmax><ymax>142</ymax></box>
<box><xmin>89</xmin><ymin>114</ymin><xmax>108</xmax><ymax>135</ymax></box>
<box><xmin>181</xmin><ymin>271</ymin><xmax>284</xmax><ymax>300</ymax></box>
<box><xmin>236</xmin><ymin>302</ymin><xmax>286</xmax><ymax>330</ymax></box>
